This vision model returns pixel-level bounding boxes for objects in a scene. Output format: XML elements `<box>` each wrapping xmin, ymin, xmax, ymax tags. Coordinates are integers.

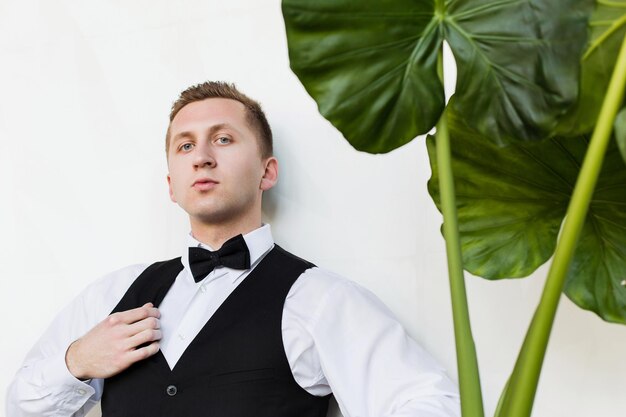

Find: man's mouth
<box><xmin>192</xmin><ymin>178</ymin><xmax>218</xmax><ymax>190</ymax></box>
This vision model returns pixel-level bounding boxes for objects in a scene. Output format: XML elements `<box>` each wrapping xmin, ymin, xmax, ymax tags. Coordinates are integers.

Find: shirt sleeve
<box><xmin>286</xmin><ymin>267</ymin><xmax>461</xmax><ymax>417</ymax></box>
<box><xmin>5</xmin><ymin>264</ymin><xmax>148</xmax><ymax>417</ymax></box>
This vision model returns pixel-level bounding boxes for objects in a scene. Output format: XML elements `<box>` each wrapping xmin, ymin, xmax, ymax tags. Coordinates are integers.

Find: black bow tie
<box><xmin>188</xmin><ymin>234</ymin><xmax>251</xmax><ymax>283</ymax></box>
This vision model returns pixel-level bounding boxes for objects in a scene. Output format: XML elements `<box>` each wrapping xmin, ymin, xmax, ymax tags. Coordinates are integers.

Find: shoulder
<box><xmin>84</xmin><ymin>257</ymin><xmax>182</xmax><ymax>302</ymax></box>
<box><xmin>78</xmin><ymin>263</ymin><xmax>152</xmax><ymax>317</ymax></box>
<box><xmin>270</xmin><ymin>245</ymin><xmax>315</xmax><ymax>269</ymax></box>
<box><xmin>287</xmin><ymin>266</ymin><xmax>395</xmax><ymax>328</ymax></box>
<box><xmin>86</xmin><ymin>263</ymin><xmax>152</xmax><ymax>294</ymax></box>
<box><xmin>37</xmin><ymin>263</ymin><xmax>155</xmax><ymax>341</ymax></box>
<box><xmin>292</xmin><ymin>266</ymin><xmax>383</xmax><ymax>302</ymax></box>
<box><xmin>289</xmin><ymin>266</ymin><xmax>352</xmax><ymax>299</ymax></box>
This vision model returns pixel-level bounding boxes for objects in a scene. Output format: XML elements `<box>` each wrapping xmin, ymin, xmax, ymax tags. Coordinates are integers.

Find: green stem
<box><xmin>584</xmin><ymin>13</ymin><xmax>626</xmax><ymax>59</ymax></box>
<box><xmin>435</xmin><ymin>0</ymin><xmax>446</xmax><ymax>20</ymax></box>
<box><xmin>436</xmin><ymin>50</ymin><xmax>484</xmax><ymax>417</ymax></box>
<box><xmin>597</xmin><ymin>0</ymin><xmax>626</xmax><ymax>8</ymax></box>
<box><xmin>497</xmin><ymin>33</ymin><xmax>626</xmax><ymax>417</ymax></box>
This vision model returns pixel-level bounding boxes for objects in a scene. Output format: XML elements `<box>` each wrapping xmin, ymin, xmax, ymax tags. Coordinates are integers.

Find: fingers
<box><xmin>128</xmin><ymin>341</ymin><xmax>160</xmax><ymax>362</ymax></box>
<box><xmin>109</xmin><ymin>303</ymin><xmax>160</xmax><ymax>325</ymax></box>
<box><xmin>126</xmin><ymin>327</ymin><xmax>162</xmax><ymax>350</ymax></box>
<box><xmin>125</xmin><ymin>316</ymin><xmax>160</xmax><ymax>338</ymax></box>
<box><xmin>66</xmin><ymin>303</ymin><xmax>163</xmax><ymax>379</ymax></box>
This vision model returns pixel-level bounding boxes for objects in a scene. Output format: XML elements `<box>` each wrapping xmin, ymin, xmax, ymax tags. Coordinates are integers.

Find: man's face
<box><xmin>166</xmin><ymin>98</ymin><xmax>275</xmax><ymax>227</ymax></box>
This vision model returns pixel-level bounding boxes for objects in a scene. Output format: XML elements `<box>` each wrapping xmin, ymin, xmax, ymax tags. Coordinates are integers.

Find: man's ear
<box><xmin>167</xmin><ymin>174</ymin><xmax>177</xmax><ymax>203</ymax></box>
<box><xmin>260</xmin><ymin>157</ymin><xmax>278</xmax><ymax>191</ymax></box>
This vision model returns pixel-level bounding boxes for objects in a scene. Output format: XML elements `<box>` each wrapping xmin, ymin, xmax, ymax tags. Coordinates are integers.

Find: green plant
<box><xmin>282</xmin><ymin>0</ymin><xmax>626</xmax><ymax>416</ymax></box>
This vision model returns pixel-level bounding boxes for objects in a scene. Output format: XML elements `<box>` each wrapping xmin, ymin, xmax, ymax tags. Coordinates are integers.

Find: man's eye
<box><xmin>181</xmin><ymin>143</ymin><xmax>194</xmax><ymax>151</ymax></box>
<box><xmin>217</xmin><ymin>136</ymin><xmax>231</xmax><ymax>144</ymax></box>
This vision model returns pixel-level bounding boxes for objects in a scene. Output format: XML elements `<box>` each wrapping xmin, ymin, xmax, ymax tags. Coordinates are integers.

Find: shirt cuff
<box><xmin>37</xmin><ymin>350</ymin><xmax>96</xmax><ymax>412</ymax></box>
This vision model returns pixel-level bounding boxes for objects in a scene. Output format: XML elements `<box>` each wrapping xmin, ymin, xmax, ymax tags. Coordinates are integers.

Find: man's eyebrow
<box><xmin>207</xmin><ymin>123</ymin><xmax>241</xmax><ymax>136</ymax></box>
<box><xmin>171</xmin><ymin>131</ymin><xmax>194</xmax><ymax>144</ymax></box>
<box><xmin>171</xmin><ymin>123</ymin><xmax>240</xmax><ymax>144</ymax></box>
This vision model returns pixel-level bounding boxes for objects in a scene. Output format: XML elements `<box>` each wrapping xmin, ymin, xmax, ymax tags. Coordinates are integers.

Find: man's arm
<box><xmin>291</xmin><ymin>268</ymin><xmax>460</xmax><ymax>417</ymax></box>
<box><xmin>6</xmin><ymin>264</ymin><xmax>158</xmax><ymax>417</ymax></box>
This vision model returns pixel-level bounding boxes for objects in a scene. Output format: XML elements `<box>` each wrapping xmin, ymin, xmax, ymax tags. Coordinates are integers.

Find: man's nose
<box><xmin>193</xmin><ymin>148</ymin><xmax>216</xmax><ymax>168</ymax></box>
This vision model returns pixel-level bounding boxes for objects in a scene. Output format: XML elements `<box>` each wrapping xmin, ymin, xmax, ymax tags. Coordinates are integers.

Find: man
<box><xmin>7</xmin><ymin>81</ymin><xmax>460</xmax><ymax>417</ymax></box>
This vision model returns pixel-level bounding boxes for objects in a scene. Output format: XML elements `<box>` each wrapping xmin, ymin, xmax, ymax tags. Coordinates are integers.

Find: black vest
<box><xmin>101</xmin><ymin>245</ymin><xmax>331</xmax><ymax>417</ymax></box>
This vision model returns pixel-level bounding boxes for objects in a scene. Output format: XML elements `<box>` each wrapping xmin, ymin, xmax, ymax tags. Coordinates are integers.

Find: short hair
<box><xmin>166</xmin><ymin>81</ymin><xmax>273</xmax><ymax>158</ymax></box>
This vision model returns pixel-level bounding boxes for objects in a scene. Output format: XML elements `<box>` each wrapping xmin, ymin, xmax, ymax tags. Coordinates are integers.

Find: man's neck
<box><xmin>190</xmin><ymin>218</ymin><xmax>262</xmax><ymax>249</ymax></box>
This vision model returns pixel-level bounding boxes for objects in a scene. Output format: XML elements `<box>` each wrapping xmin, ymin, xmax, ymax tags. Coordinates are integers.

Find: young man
<box><xmin>7</xmin><ymin>82</ymin><xmax>460</xmax><ymax>417</ymax></box>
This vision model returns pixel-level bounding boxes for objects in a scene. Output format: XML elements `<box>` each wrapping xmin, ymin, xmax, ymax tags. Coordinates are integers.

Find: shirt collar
<box><xmin>181</xmin><ymin>224</ymin><xmax>274</xmax><ymax>284</ymax></box>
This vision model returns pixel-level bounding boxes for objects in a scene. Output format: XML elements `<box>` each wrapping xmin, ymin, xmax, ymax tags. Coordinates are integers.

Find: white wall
<box><xmin>1</xmin><ymin>1</ymin><xmax>625</xmax><ymax>416</ymax></box>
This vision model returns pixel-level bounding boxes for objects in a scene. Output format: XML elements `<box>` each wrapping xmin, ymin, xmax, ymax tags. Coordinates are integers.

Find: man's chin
<box><xmin>183</xmin><ymin>199</ymin><xmax>259</xmax><ymax>228</ymax></box>
<box><xmin>188</xmin><ymin>207</ymin><xmax>240</xmax><ymax>226</ymax></box>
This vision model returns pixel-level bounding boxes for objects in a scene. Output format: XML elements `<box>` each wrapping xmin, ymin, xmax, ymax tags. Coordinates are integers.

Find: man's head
<box><xmin>166</xmin><ymin>81</ymin><xmax>273</xmax><ymax>159</ymax></box>
<box><xmin>165</xmin><ymin>82</ymin><xmax>278</xmax><ymax>237</ymax></box>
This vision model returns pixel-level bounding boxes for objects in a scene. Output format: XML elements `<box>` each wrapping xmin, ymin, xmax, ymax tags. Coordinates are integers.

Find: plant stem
<box><xmin>497</xmin><ymin>33</ymin><xmax>626</xmax><ymax>417</ymax></box>
<box><xmin>436</xmin><ymin>48</ymin><xmax>484</xmax><ymax>417</ymax></box>
<box><xmin>435</xmin><ymin>0</ymin><xmax>445</xmax><ymax>19</ymax></box>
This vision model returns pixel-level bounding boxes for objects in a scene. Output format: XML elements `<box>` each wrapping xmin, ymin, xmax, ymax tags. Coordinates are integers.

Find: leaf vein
<box><xmin>585</xmin><ymin>13</ymin><xmax>626</xmax><ymax>59</ymax></box>
<box><xmin>516</xmin><ymin>144</ymin><xmax>575</xmax><ymax>190</ymax></box>
<box><xmin>450</xmin><ymin>0</ymin><xmax>524</xmax><ymax>21</ymax></box>
<box><xmin>591</xmin><ymin>213</ymin><xmax>626</xmax><ymax>231</ymax></box>
<box><xmin>462</xmin><ymin>213</ymin><xmax>560</xmax><ymax>232</ymax></box>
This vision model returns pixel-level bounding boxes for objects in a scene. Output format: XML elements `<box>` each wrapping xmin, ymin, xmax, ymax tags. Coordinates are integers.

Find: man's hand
<box><xmin>65</xmin><ymin>302</ymin><xmax>161</xmax><ymax>380</ymax></box>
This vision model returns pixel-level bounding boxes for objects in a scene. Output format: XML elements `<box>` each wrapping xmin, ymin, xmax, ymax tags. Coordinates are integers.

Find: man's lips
<box><xmin>192</xmin><ymin>178</ymin><xmax>218</xmax><ymax>190</ymax></box>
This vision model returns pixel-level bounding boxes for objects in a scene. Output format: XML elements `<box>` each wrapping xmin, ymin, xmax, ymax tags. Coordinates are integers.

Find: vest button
<box><xmin>166</xmin><ymin>385</ymin><xmax>177</xmax><ymax>396</ymax></box>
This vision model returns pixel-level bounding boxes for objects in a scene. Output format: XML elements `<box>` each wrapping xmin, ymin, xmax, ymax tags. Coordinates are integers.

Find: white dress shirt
<box><xmin>7</xmin><ymin>225</ymin><xmax>460</xmax><ymax>417</ymax></box>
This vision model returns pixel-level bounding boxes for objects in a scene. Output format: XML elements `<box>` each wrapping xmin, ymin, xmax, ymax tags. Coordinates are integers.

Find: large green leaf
<box><xmin>283</xmin><ymin>0</ymin><xmax>592</xmax><ymax>153</ymax></box>
<box><xmin>616</xmin><ymin>107</ymin><xmax>626</xmax><ymax>162</ymax></box>
<box><xmin>283</xmin><ymin>0</ymin><xmax>444</xmax><ymax>153</ymax></box>
<box><xmin>427</xmin><ymin>108</ymin><xmax>626</xmax><ymax>323</ymax></box>
<box><xmin>555</xmin><ymin>0</ymin><xmax>626</xmax><ymax>136</ymax></box>
<box><xmin>445</xmin><ymin>0</ymin><xmax>591</xmax><ymax>145</ymax></box>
